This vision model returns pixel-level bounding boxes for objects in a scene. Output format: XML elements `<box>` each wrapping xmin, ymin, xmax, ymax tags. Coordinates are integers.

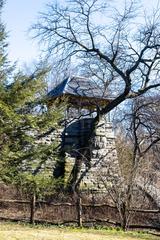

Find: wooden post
<box><xmin>77</xmin><ymin>195</ymin><xmax>83</xmax><ymax>227</ymax></box>
<box><xmin>30</xmin><ymin>193</ymin><xmax>36</xmax><ymax>224</ymax></box>
<box><xmin>120</xmin><ymin>202</ymin><xmax>127</xmax><ymax>231</ymax></box>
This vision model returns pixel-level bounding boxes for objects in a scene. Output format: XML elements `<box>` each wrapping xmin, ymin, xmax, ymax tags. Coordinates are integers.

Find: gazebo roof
<box><xmin>48</xmin><ymin>76</ymin><xmax>110</xmax><ymax>100</ymax></box>
<box><xmin>47</xmin><ymin>76</ymin><xmax>113</xmax><ymax>109</ymax></box>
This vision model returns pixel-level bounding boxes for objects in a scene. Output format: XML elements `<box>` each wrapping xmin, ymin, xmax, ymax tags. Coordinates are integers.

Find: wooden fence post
<box><xmin>30</xmin><ymin>193</ymin><xmax>36</xmax><ymax>224</ymax></box>
<box><xmin>77</xmin><ymin>195</ymin><xmax>83</xmax><ymax>227</ymax></box>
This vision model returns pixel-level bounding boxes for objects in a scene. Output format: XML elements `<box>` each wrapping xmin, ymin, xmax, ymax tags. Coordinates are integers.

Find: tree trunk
<box><xmin>30</xmin><ymin>193</ymin><xmax>36</xmax><ymax>224</ymax></box>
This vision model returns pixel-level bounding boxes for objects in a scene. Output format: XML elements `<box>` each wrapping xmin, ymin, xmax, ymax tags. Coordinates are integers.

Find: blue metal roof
<box><xmin>48</xmin><ymin>76</ymin><xmax>110</xmax><ymax>100</ymax></box>
<box><xmin>48</xmin><ymin>78</ymin><xmax>68</xmax><ymax>98</ymax></box>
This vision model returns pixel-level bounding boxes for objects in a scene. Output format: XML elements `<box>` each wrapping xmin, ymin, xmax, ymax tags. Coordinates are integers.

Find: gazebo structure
<box><xmin>48</xmin><ymin>76</ymin><xmax>111</xmax><ymax>108</ymax></box>
<box><xmin>48</xmin><ymin>76</ymin><xmax>120</xmax><ymax>190</ymax></box>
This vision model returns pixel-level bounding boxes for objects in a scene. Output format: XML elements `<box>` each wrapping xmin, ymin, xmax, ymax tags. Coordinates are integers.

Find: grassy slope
<box><xmin>0</xmin><ymin>223</ymin><xmax>159</xmax><ymax>240</ymax></box>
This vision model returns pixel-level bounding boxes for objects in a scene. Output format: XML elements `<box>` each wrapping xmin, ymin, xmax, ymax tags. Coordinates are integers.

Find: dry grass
<box><xmin>0</xmin><ymin>222</ymin><xmax>159</xmax><ymax>240</ymax></box>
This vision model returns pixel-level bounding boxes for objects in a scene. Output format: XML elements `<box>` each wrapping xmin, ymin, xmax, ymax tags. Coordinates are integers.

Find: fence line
<box><xmin>0</xmin><ymin>198</ymin><xmax>160</xmax><ymax>230</ymax></box>
<box><xmin>0</xmin><ymin>199</ymin><xmax>159</xmax><ymax>213</ymax></box>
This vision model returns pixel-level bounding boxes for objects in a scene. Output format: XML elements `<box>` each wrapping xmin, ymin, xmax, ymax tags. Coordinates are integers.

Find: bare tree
<box><xmin>32</xmin><ymin>0</ymin><xmax>160</xmax><ymax>117</ymax></box>
<box><xmin>100</xmin><ymin>95</ymin><xmax>160</xmax><ymax>230</ymax></box>
<box><xmin>31</xmin><ymin>0</ymin><xmax>160</xmax><ymax>227</ymax></box>
<box><xmin>32</xmin><ymin>0</ymin><xmax>160</xmax><ymax>172</ymax></box>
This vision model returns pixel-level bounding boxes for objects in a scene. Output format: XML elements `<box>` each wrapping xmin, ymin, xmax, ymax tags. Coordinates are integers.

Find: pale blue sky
<box><xmin>2</xmin><ymin>0</ymin><xmax>158</xmax><ymax>67</ymax></box>
<box><xmin>3</xmin><ymin>0</ymin><xmax>47</xmax><ymax>66</ymax></box>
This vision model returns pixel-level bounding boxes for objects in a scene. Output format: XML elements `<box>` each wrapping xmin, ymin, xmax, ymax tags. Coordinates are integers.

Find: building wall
<box><xmin>37</xmin><ymin>107</ymin><xmax>121</xmax><ymax>191</ymax></box>
<box><xmin>62</xmin><ymin>109</ymin><xmax>121</xmax><ymax>190</ymax></box>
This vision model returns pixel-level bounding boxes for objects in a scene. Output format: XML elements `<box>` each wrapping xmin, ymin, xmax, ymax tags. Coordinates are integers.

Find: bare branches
<box><xmin>124</xmin><ymin>95</ymin><xmax>160</xmax><ymax>160</ymax></box>
<box><xmin>32</xmin><ymin>0</ymin><xmax>160</xmax><ymax>118</ymax></box>
<box><xmin>32</xmin><ymin>0</ymin><xmax>160</xmax><ymax>169</ymax></box>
